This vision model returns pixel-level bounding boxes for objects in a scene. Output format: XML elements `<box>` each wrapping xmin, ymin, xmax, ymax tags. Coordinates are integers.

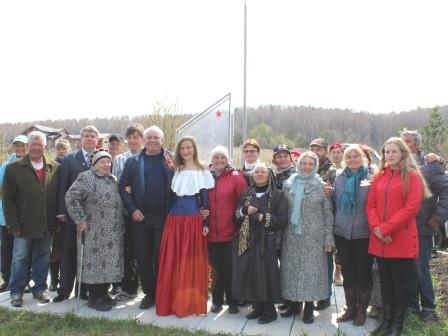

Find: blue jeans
<box><xmin>8</xmin><ymin>236</ymin><xmax>52</xmax><ymax>297</ymax></box>
<box><xmin>409</xmin><ymin>235</ymin><xmax>436</xmax><ymax>312</ymax></box>
<box><xmin>327</xmin><ymin>251</ymin><xmax>334</xmax><ymax>299</ymax></box>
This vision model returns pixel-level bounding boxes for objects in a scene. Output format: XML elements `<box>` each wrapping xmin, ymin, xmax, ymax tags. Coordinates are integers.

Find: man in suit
<box><xmin>119</xmin><ymin>125</ymin><xmax>174</xmax><ymax>309</ymax></box>
<box><xmin>53</xmin><ymin>125</ymin><xmax>100</xmax><ymax>302</ymax></box>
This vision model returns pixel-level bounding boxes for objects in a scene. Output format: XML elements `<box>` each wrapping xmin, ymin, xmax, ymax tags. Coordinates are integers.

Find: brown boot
<box><xmin>353</xmin><ymin>289</ymin><xmax>371</xmax><ymax>326</ymax></box>
<box><xmin>337</xmin><ymin>288</ymin><xmax>357</xmax><ymax>322</ymax></box>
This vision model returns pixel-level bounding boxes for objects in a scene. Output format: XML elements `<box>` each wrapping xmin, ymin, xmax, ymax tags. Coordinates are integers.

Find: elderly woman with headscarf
<box><xmin>207</xmin><ymin>146</ymin><xmax>248</xmax><ymax>314</ymax></box>
<box><xmin>280</xmin><ymin>151</ymin><xmax>334</xmax><ymax>324</ymax></box>
<box><xmin>232</xmin><ymin>162</ymin><xmax>288</xmax><ymax>324</ymax></box>
<box><xmin>65</xmin><ymin>149</ymin><xmax>124</xmax><ymax>312</ymax></box>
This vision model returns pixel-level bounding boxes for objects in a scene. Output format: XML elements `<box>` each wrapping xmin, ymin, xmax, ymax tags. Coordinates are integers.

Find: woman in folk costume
<box><xmin>156</xmin><ymin>136</ymin><xmax>215</xmax><ymax>317</ymax></box>
<box><xmin>232</xmin><ymin>162</ymin><xmax>289</xmax><ymax>324</ymax></box>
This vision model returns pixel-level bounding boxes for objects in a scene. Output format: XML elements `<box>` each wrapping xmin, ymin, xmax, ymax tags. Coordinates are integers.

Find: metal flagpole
<box><xmin>242</xmin><ymin>0</ymin><xmax>248</xmax><ymax>144</ymax></box>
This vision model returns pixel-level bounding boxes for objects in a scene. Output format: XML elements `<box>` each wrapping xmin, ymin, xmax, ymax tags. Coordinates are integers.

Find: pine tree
<box><xmin>420</xmin><ymin>106</ymin><xmax>448</xmax><ymax>157</ymax></box>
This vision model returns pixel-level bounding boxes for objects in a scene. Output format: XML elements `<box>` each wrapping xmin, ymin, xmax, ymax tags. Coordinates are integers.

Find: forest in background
<box><xmin>1</xmin><ymin>104</ymin><xmax>447</xmax><ymax>157</ymax></box>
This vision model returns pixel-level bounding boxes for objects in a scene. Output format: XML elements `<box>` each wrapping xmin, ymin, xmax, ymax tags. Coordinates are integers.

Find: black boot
<box><xmin>337</xmin><ymin>288</ymin><xmax>357</xmax><ymax>322</ymax></box>
<box><xmin>373</xmin><ymin>304</ymin><xmax>392</xmax><ymax>335</ymax></box>
<box><xmin>303</xmin><ymin>301</ymin><xmax>314</xmax><ymax>324</ymax></box>
<box><xmin>281</xmin><ymin>301</ymin><xmax>302</xmax><ymax>317</ymax></box>
<box><xmin>49</xmin><ymin>262</ymin><xmax>59</xmax><ymax>292</ymax></box>
<box><xmin>387</xmin><ymin>304</ymin><xmax>406</xmax><ymax>336</ymax></box>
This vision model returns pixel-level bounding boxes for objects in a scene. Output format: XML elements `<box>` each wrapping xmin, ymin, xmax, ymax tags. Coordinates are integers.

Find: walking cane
<box><xmin>332</xmin><ymin>282</ymin><xmax>341</xmax><ymax>333</ymax></box>
<box><xmin>76</xmin><ymin>230</ymin><xmax>86</xmax><ymax>313</ymax></box>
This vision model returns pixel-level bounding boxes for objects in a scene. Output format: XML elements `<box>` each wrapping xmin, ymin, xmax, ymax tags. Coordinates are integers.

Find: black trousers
<box><xmin>88</xmin><ymin>283</ymin><xmax>109</xmax><ymax>300</ymax></box>
<box><xmin>335</xmin><ymin>235</ymin><xmax>373</xmax><ymax>291</ymax></box>
<box><xmin>208</xmin><ymin>242</ymin><xmax>236</xmax><ymax>306</ymax></box>
<box><xmin>0</xmin><ymin>226</ymin><xmax>14</xmax><ymax>284</ymax></box>
<box><xmin>377</xmin><ymin>257</ymin><xmax>415</xmax><ymax>312</ymax></box>
<box><xmin>58</xmin><ymin>221</ymin><xmax>87</xmax><ymax>297</ymax></box>
<box><xmin>130</xmin><ymin>216</ymin><xmax>163</xmax><ymax>299</ymax></box>
<box><xmin>120</xmin><ymin>215</ymin><xmax>139</xmax><ymax>294</ymax></box>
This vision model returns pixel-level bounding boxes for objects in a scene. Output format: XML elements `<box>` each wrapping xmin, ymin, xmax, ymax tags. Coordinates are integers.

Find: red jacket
<box><xmin>366</xmin><ymin>167</ymin><xmax>424</xmax><ymax>258</ymax></box>
<box><xmin>208</xmin><ymin>168</ymin><xmax>248</xmax><ymax>242</ymax></box>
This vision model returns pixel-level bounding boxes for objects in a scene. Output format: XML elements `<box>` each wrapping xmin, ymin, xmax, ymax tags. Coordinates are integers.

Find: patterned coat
<box><xmin>65</xmin><ymin>169</ymin><xmax>124</xmax><ymax>284</ymax></box>
<box><xmin>280</xmin><ymin>181</ymin><xmax>334</xmax><ymax>302</ymax></box>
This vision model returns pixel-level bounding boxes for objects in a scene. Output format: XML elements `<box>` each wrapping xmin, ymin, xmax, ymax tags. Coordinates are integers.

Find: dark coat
<box><xmin>119</xmin><ymin>148</ymin><xmax>174</xmax><ymax>228</ymax></box>
<box><xmin>417</xmin><ymin>158</ymin><xmax>448</xmax><ymax>236</ymax></box>
<box><xmin>57</xmin><ymin>150</ymin><xmax>90</xmax><ymax>217</ymax></box>
<box><xmin>232</xmin><ymin>188</ymin><xmax>288</xmax><ymax>302</ymax></box>
<box><xmin>3</xmin><ymin>155</ymin><xmax>59</xmax><ymax>238</ymax></box>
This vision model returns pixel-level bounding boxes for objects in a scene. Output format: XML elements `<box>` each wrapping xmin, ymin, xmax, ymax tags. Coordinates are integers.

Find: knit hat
<box><xmin>210</xmin><ymin>145</ymin><xmax>230</xmax><ymax>162</ymax></box>
<box><xmin>91</xmin><ymin>149</ymin><xmax>112</xmax><ymax>167</ymax></box>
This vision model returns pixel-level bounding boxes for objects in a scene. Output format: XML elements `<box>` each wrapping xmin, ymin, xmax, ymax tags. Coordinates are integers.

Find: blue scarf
<box><xmin>285</xmin><ymin>157</ymin><xmax>321</xmax><ymax>235</ymax></box>
<box><xmin>338</xmin><ymin>165</ymin><xmax>368</xmax><ymax>216</ymax></box>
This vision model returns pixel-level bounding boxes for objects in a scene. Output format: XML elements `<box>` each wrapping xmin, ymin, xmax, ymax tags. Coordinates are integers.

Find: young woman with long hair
<box><xmin>156</xmin><ymin>136</ymin><xmax>214</xmax><ymax>317</ymax></box>
<box><xmin>366</xmin><ymin>137</ymin><xmax>429</xmax><ymax>336</ymax></box>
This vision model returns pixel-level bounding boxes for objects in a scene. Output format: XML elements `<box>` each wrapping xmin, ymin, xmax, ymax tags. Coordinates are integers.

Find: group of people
<box><xmin>0</xmin><ymin>124</ymin><xmax>447</xmax><ymax>336</ymax></box>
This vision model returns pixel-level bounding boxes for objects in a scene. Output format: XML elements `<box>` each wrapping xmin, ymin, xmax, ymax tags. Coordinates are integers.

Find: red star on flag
<box><xmin>215</xmin><ymin>111</ymin><xmax>223</xmax><ymax>118</ymax></box>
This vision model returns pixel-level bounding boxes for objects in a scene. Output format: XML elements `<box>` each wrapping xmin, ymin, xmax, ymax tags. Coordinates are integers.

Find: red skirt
<box><xmin>156</xmin><ymin>215</ymin><xmax>209</xmax><ymax>317</ymax></box>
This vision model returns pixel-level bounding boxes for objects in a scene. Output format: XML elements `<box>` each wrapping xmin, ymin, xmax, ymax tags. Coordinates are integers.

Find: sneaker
<box><xmin>0</xmin><ymin>281</ymin><xmax>9</xmax><ymax>293</ymax></box>
<box><xmin>115</xmin><ymin>291</ymin><xmax>137</xmax><ymax>301</ymax></box>
<box><xmin>33</xmin><ymin>291</ymin><xmax>51</xmax><ymax>303</ymax></box>
<box><xmin>11</xmin><ymin>295</ymin><xmax>23</xmax><ymax>307</ymax></box>
<box><xmin>109</xmin><ymin>284</ymin><xmax>121</xmax><ymax>295</ymax></box>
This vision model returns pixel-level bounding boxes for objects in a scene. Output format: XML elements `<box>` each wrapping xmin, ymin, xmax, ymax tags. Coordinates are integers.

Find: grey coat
<box><xmin>333</xmin><ymin>170</ymin><xmax>371</xmax><ymax>240</ymax></box>
<box><xmin>65</xmin><ymin>169</ymin><xmax>124</xmax><ymax>284</ymax></box>
<box><xmin>417</xmin><ymin>160</ymin><xmax>448</xmax><ymax>236</ymax></box>
<box><xmin>281</xmin><ymin>180</ymin><xmax>334</xmax><ymax>302</ymax></box>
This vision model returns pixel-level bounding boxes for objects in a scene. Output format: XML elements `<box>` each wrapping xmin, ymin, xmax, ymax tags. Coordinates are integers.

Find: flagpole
<box><xmin>242</xmin><ymin>0</ymin><xmax>248</xmax><ymax>144</ymax></box>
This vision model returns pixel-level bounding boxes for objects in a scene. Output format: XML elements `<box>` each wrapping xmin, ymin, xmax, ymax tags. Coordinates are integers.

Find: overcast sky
<box><xmin>0</xmin><ymin>0</ymin><xmax>447</xmax><ymax>123</ymax></box>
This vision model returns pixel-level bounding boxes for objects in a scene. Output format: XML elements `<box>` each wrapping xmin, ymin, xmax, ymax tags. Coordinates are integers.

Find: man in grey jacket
<box><xmin>401</xmin><ymin>129</ymin><xmax>448</xmax><ymax>322</ymax></box>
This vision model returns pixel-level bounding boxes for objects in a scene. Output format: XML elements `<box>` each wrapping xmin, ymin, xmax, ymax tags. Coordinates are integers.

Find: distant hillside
<box><xmin>1</xmin><ymin>105</ymin><xmax>446</xmax><ymax>151</ymax></box>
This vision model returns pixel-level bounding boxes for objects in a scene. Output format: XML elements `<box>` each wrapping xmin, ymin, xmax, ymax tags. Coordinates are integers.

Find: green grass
<box><xmin>0</xmin><ymin>307</ymin><xmax>228</xmax><ymax>336</ymax></box>
<box><xmin>401</xmin><ymin>313</ymin><xmax>448</xmax><ymax>336</ymax></box>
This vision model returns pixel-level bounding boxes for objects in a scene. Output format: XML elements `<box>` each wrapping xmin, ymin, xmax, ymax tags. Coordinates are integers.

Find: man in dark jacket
<box><xmin>272</xmin><ymin>144</ymin><xmax>295</xmax><ymax>190</ymax></box>
<box><xmin>119</xmin><ymin>125</ymin><xmax>174</xmax><ymax>309</ymax></box>
<box><xmin>309</xmin><ymin>138</ymin><xmax>337</xmax><ymax>310</ymax></box>
<box><xmin>401</xmin><ymin>130</ymin><xmax>448</xmax><ymax>322</ymax></box>
<box><xmin>53</xmin><ymin>125</ymin><xmax>99</xmax><ymax>302</ymax></box>
<box><xmin>3</xmin><ymin>131</ymin><xmax>58</xmax><ymax>307</ymax></box>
